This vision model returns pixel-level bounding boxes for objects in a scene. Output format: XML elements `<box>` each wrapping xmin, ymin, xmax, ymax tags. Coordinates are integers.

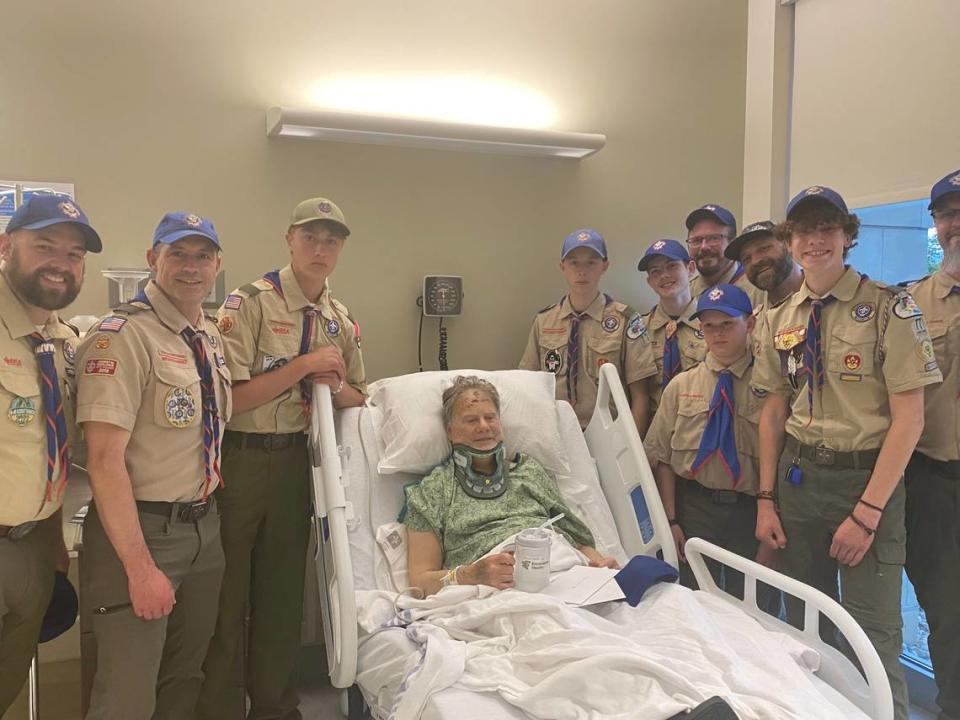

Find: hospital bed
<box><xmin>308</xmin><ymin>363</ymin><xmax>894</xmax><ymax>720</ymax></box>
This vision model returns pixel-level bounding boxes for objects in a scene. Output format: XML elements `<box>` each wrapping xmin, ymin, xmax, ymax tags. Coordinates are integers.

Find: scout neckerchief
<box><xmin>134</xmin><ymin>291</ymin><xmax>222</xmax><ymax>499</ymax></box>
<box><xmin>28</xmin><ymin>332</ymin><xmax>69</xmax><ymax>499</ymax></box>
<box><xmin>691</xmin><ymin>368</ymin><xmax>740</xmax><ymax>484</ymax></box>
<box><xmin>655</xmin><ymin>305</ymin><xmax>683</xmax><ymax>389</ymax></box>
<box><xmin>262</xmin><ymin>270</ymin><xmax>317</xmax><ymax>416</ymax></box>
<box><xmin>565</xmin><ymin>293</ymin><xmax>612</xmax><ymax>406</ymax></box>
<box><xmin>800</xmin><ymin>295</ymin><xmax>835</xmax><ymax>421</ymax></box>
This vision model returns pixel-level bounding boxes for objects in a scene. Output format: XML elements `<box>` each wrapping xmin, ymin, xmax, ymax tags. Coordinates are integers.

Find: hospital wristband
<box><xmin>441</xmin><ymin>566</ymin><xmax>461</xmax><ymax>587</ymax></box>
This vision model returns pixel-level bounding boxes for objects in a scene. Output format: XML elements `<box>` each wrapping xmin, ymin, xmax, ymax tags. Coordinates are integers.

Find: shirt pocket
<box><xmin>585</xmin><ymin>334</ymin><xmax>621</xmax><ymax>381</ymax></box>
<box><xmin>736</xmin><ymin>393</ymin><xmax>763</xmax><ymax>458</ymax></box>
<box><xmin>0</xmin><ymin>367</ymin><xmax>43</xmax><ymax>440</ymax></box>
<box><xmin>670</xmin><ymin>395</ymin><xmax>709</xmax><ymax>452</ymax></box>
<box><xmin>153</xmin><ymin>364</ymin><xmax>201</xmax><ymax>429</ymax></box>
<box><xmin>828</xmin><ymin>323</ymin><xmax>877</xmax><ymax>378</ymax></box>
<box><xmin>538</xmin><ymin>332</ymin><xmax>567</xmax><ymax>375</ymax></box>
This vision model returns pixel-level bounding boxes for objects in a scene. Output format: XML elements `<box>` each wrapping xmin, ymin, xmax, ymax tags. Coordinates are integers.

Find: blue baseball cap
<box><xmin>685</xmin><ymin>204</ymin><xmax>737</xmax><ymax>234</ymax></box>
<box><xmin>561</xmin><ymin>228</ymin><xmax>607</xmax><ymax>260</ymax></box>
<box><xmin>6</xmin><ymin>194</ymin><xmax>102</xmax><ymax>253</ymax></box>
<box><xmin>928</xmin><ymin>169</ymin><xmax>960</xmax><ymax>211</ymax></box>
<box><xmin>786</xmin><ymin>186</ymin><xmax>848</xmax><ymax>218</ymax></box>
<box><xmin>725</xmin><ymin>220</ymin><xmax>776</xmax><ymax>260</ymax></box>
<box><xmin>691</xmin><ymin>283</ymin><xmax>753</xmax><ymax>319</ymax></box>
<box><xmin>637</xmin><ymin>239</ymin><xmax>690</xmax><ymax>271</ymax></box>
<box><xmin>153</xmin><ymin>212</ymin><xmax>220</xmax><ymax>248</ymax></box>
<box><xmin>39</xmin><ymin>571</ymin><xmax>78</xmax><ymax>643</ymax></box>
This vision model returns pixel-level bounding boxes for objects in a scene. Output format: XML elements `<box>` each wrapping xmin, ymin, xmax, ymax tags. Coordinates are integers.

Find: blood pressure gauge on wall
<box><xmin>422</xmin><ymin>275</ymin><xmax>463</xmax><ymax>317</ymax></box>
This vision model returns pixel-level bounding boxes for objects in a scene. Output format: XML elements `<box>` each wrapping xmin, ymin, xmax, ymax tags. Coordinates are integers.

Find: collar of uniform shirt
<box><xmin>0</xmin><ymin>272</ymin><xmax>72</xmax><ymax>341</ymax></box>
<box><xmin>560</xmin><ymin>292</ymin><xmax>606</xmax><ymax>321</ymax></box>
<box><xmin>143</xmin><ymin>280</ymin><xmax>209</xmax><ymax>335</ymax></box>
<box><xmin>277</xmin><ymin>264</ymin><xmax>335</xmax><ymax>316</ymax></box>
<box><xmin>648</xmin><ymin>298</ymin><xmax>698</xmax><ymax>331</ymax></box>
<box><xmin>704</xmin><ymin>349</ymin><xmax>753</xmax><ymax>378</ymax></box>
<box><xmin>932</xmin><ymin>268</ymin><xmax>960</xmax><ymax>299</ymax></box>
<box><xmin>787</xmin><ymin>265</ymin><xmax>860</xmax><ymax>307</ymax></box>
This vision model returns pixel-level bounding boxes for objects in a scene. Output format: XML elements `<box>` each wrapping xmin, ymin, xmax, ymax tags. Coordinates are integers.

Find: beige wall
<box><xmin>790</xmin><ymin>0</ymin><xmax>960</xmax><ymax>207</ymax></box>
<box><xmin>1</xmin><ymin>0</ymin><xmax>747</xmax><ymax>382</ymax></box>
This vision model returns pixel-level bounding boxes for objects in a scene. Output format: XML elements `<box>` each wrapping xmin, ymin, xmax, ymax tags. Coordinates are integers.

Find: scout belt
<box><xmin>0</xmin><ymin>521</ymin><xmax>39</xmax><ymax>540</ymax></box>
<box><xmin>223</xmin><ymin>430</ymin><xmax>308</xmax><ymax>452</ymax></box>
<box><xmin>785</xmin><ymin>436</ymin><xmax>880</xmax><ymax>470</ymax></box>
<box><xmin>685</xmin><ymin>481</ymin><xmax>743</xmax><ymax>504</ymax></box>
<box><xmin>136</xmin><ymin>498</ymin><xmax>212</xmax><ymax>523</ymax></box>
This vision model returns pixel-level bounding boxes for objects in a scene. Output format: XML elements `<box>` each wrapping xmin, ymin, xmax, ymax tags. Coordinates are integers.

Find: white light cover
<box><xmin>265</xmin><ymin>107</ymin><xmax>605</xmax><ymax>159</ymax></box>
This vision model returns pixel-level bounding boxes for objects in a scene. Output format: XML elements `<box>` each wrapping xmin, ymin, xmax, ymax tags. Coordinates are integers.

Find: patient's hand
<box><xmin>463</xmin><ymin>552</ymin><xmax>515</xmax><ymax>589</ymax></box>
<box><xmin>580</xmin><ymin>545</ymin><xmax>621</xmax><ymax>570</ymax></box>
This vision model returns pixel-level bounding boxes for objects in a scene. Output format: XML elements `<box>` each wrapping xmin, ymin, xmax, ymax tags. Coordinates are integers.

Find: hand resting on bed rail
<box><xmin>401</xmin><ymin>375</ymin><xmax>618</xmax><ymax>597</ymax></box>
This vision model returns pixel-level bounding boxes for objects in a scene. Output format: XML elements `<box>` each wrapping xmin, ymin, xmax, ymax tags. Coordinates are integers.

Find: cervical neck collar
<box><xmin>451</xmin><ymin>442</ymin><xmax>508</xmax><ymax>499</ymax></box>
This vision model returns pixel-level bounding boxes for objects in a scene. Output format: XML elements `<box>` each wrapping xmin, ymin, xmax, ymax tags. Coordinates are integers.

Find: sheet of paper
<box><xmin>540</xmin><ymin>565</ymin><xmax>624</xmax><ymax>606</ymax></box>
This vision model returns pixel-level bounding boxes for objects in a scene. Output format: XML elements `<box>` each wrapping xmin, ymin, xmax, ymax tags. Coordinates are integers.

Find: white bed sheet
<box><xmin>354</xmin><ymin>584</ymin><xmax>869</xmax><ymax>720</ymax></box>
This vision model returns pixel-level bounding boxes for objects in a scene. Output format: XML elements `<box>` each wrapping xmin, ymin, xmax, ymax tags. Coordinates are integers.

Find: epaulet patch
<box><xmin>619</xmin><ymin>303</ymin><xmax>639</xmax><ymax>319</ymax></box>
<box><xmin>238</xmin><ymin>282</ymin><xmax>266</xmax><ymax>298</ymax></box>
<box><xmin>537</xmin><ymin>302</ymin><xmax>558</xmax><ymax>314</ymax></box>
<box><xmin>330</xmin><ymin>297</ymin><xmax>350</xmax><ymax>317</ymax></box>
<box><xmin>60</xmin><ymin>319</ymin><xmax>81</xmax><ymax>337</ymax></box>
<box><xmin>114</xmin><ymin>300</ymin><xmax>149</xmax><ymax>315</ymax></box>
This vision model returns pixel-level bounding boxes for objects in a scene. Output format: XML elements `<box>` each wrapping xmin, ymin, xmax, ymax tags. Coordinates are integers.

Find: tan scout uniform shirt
<box><xmin>643</xmin><ymin>300</ymin><xmax>707</xmax><ymax>414</ymax></box>
<box><xmin>519</xmin><ymin>293</ymin><xmax>658</xmax><ymax>428</ymax></box>
<box><xmin>644</xmin><ymin>351</ymin><xmax>762</xmax><ymax>494</ymax></box>
<box><xmin>907</xmin><ymin>270</ymin><xmax>960</xmax><ymax>461</ymax></box>
<box><xmin>75</xmin><ymin>281</ymin><xmax>232</xmax><ymax>503</ymax></box>
<box><xmin>689</xmin><ymin>263</ymin><xmax>764</xmax><ymax>310</ymax></box>
<box><xmin>752</xmin><ymin>267</ymin><xmax>943</xmax><ymax>452</ymax></box>
<box><xmin>0</xmin><ymin>274</ymin><xmax>78</xmax><ymax>525</ymax></box>
<box><xmin>217</xmin><ymin>264</ymin><xmax>367</xmax><ymax>434</ymax></box>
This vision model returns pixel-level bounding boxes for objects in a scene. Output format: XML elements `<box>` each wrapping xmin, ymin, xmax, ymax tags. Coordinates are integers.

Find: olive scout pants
<box><xmin>199</xmin><ymin>433</ymin><xmax>311</xmax><ymax>720</ymax></box>
<box><xmin>777</xmin><ymin>448</ymin><xmax>909</xmax><ymax>720</ymax></box>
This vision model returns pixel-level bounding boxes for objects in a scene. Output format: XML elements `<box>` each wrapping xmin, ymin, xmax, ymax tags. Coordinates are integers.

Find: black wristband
<box><xmin>668</xmin><ymin>518</ymin><xmax>680</xmax><ymax>527</ymax></box>
<box><xmin>857</xmin><ymin>498</ymin><xmax>884</xmax><ymax>513</ymax></box>
<box><xmin>849</xmin><ymin>513</ymin><xmax>876</xmax><ymax>536</ymax></box>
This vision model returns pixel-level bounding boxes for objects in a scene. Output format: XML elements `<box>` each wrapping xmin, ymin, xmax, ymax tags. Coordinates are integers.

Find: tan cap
<box><xmin>289</xmin><ymin>197</ymin><xmax>350</xmax><ymax>236</ymax></box>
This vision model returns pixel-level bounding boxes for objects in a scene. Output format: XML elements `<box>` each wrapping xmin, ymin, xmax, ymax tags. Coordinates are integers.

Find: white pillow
<box><xmin>368</xmin><ymin>369</ymin><xmax>571</xmax><ymax>478</ymax></box>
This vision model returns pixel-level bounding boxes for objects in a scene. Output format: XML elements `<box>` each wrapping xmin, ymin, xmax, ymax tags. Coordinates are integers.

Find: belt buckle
<box><xmin>713</xmin><ymin>490</ymin><xmax>738</xmax><ymax>504</ymax></box>
<box><xmin>180</xmin><ymin>501</ymin><xmax>208</xmax><ymax>522</ymax></box>
<box><xmin>814</xmin><ymin>446</ymin><xmax>835</xmax><ymax>466</ymax></box>
<box><xmin>9</xmin><ymin>521</ymin><xmax>38</xmax><ymax>540</ymax></box>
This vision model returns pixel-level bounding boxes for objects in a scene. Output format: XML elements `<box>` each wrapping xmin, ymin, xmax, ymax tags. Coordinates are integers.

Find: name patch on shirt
<box><xmin>3</xmin><ymin>356</ymin><xmax>22</xmax><ymax>367</ymax></box>
<box><xmin>159</xmin><ymin>351</ymin><xmax>189</xmax><ymax>366</ymax></box>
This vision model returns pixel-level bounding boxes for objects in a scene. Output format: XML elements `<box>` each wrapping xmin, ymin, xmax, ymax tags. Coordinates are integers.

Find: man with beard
<box><xmin>637</xmin><ymin>239</ymin><xmax>707</xmax><ymax>425</ymax></box>
<box><xmin>724</xmin><ymin>221</ymin><xmax>803</xmax><ymax>348</ymax></box>
<box><xmin>0</xmin><ymin>194</ymin><xmax>102</xmax><ymax>712</ymax></box>
<box><xmin>77</xmin><ymin>212</ymin><xmax>232</xmax><ymax>719</ymax></box>
<box><xmin>901</xmin><ymin>170</ymin><xmax>960</xmax><ymax>720</ymax></box>
<box><xmin>685</xmin><ymin>204</ymin><xmax>763</xmax><ymax>309</ymax></box>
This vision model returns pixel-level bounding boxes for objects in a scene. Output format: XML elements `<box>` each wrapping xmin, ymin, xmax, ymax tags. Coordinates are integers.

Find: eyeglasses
<box><xmin>932</xmin><ymin>208</ymin><xmax>960</xmax><ymax>224</ymax></box>
<box><xmin>686</xmin><ymin>233</ymin><xmax>730</xmax><ymax>248</ymax></box>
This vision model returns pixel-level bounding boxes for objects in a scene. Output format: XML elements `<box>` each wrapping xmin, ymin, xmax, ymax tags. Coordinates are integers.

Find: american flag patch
<box><xmin>98</xmin><ymin>316</ymin><xmax>127</xmax><ymax>332</ymax></box>
<box><xmin>224</xmin><ymin>294</ymin><xmax>243</xmax><ymax>310</ymax></box>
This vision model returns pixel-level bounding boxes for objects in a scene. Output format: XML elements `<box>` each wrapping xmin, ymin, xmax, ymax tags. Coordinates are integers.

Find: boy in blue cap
<box><xmin>644</xmin><ymin>284</ymin><xmax>773</xmax><ymax>595</ymax></box>
<box><xmin>77</xmin><ymin>211</ymin><xmax>232</xmax><ymax>719</ymax></box>
<box><xmin>0</xmin><ymin>194</ymin><xmax>100</xmax><ymax>712</ymax></box>
<box><xmin>637</xmin><ymin>239</ymin><xmax>707</xmax><ymax>426</ymax></box>
<box><xmin>753</xmin><ymin>186</ymin><xmax>942</xmax><ymax>720</ymax></box>
<box><xmin>520</xmin><ymin>228</ymin><xmax>657</xmax><ymax>431</ymax></box>
<box><xmin>901</xmin><ymin>169</ymin><xmax>960</xmax><ymax>720</ymax></box>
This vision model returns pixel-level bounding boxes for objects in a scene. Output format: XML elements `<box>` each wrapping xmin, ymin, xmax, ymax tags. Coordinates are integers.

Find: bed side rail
<box><xmin>684</xmin><ymin>537</ymin><xmax>893</xmax><ymax>720</ymax></box>
<box><xmin>310</xmin><ymin>384</ymin><xmax>358</xmax><ymax>688</ymax></box>
<box><xmin>584</xmin><ymin>363</ymin><xmax>678</xmax><ymax>568</ymax></box>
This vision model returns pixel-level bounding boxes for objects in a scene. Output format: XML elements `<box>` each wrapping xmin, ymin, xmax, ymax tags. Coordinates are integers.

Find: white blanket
<box><xmin>357</xmin><ymin>583</ymin><xmax>859</xmax><ymax>720</ymax></box>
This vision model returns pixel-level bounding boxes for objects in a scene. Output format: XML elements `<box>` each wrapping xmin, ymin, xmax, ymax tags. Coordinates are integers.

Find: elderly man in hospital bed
<box><xmin>403</xmin><ymin>375</ymin><xmax>618</xmax><ymax>596</ymax></box>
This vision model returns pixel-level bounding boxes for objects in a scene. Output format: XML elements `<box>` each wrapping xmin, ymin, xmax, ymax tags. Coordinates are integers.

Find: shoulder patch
<box><xmin>223</xmin><ymin>293</ymin><xmax>244</xmax><ymax>310</ymax></box>
<box><xmin>239</xmin><ymin>281</ymin><xmax>268</xmax><ymax>297</ymax></box>
<box><xmin>330</xmin><ymin>297</ymin><xmax>350</xmax><ymax>317</ymax></box>
<box><xmin>97</xmin><ymin>316</ymin><xmax>128</xmax><ymax>333</ymax></box>
<box><xmin>114</xmin><ymin>300</ymin><xmax>149</xmax><ymax>315</ymax></box>
<box><xmin>892</xmin><ymin>291</ymin><xmax>923</xmax><ymax>319</ymax></box>
<box><xmin>625</xmin><ymin>313</ymin><xmax>647</xmax><ymax>340</ymax></box>
<box><xmin>537</xmin><ymin>302</ymin><xmax>558</xmax><ymax>315</ymax></box>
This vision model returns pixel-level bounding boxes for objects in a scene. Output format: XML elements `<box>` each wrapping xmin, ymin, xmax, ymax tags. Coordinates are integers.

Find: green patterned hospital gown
<box><xmin>402</xmin><ymin>453</ymin><xmax>595</xmax><ymax>569</ymax></box>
